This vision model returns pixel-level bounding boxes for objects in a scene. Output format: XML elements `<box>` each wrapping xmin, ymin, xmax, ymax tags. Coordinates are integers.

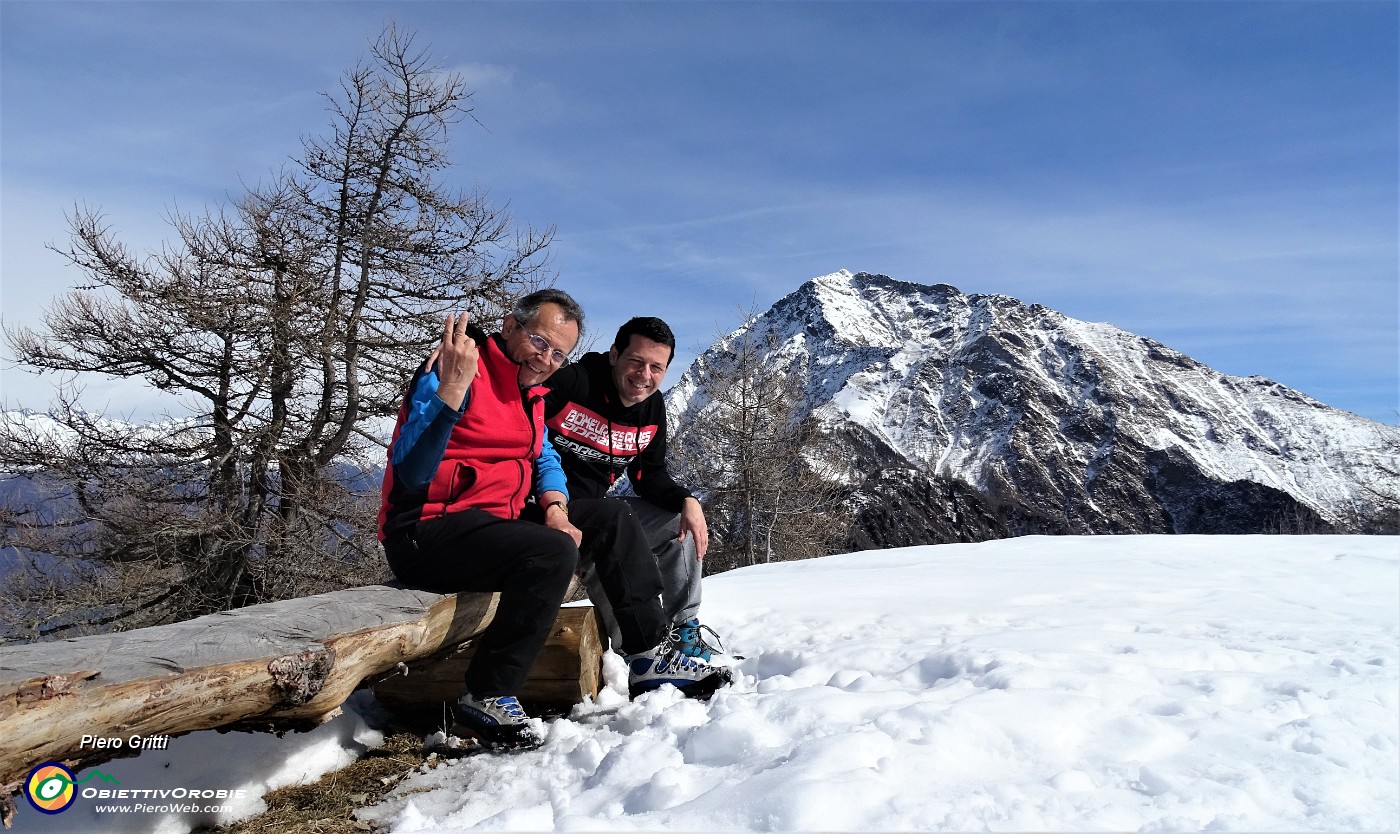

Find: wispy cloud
<box><xmin>449</xmin><ymin>61</ymin><xmax>516</xmax><ymax>90</ymax></box>
<box><xmin>2</xmin><ymin>1</ymin><xmax>1394</xmax><ymax>422</ymax></box>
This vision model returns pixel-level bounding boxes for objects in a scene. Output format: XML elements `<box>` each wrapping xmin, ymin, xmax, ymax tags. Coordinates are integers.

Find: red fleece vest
<box><xmin>421</xmin><ymin>335</ymin><xmax>548</xmax><ymax>521</ymax></box>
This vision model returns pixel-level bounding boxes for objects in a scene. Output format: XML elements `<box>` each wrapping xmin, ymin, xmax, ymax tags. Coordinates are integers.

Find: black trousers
<box><xmin>383</xmin><ymin>509</ymin><xmax>578</xmax><ymax>698</ymax></box>
<box><xmin>568</xmin><ymin>498</ymin><xmax>669</xmax><ymax>655</ymax></box>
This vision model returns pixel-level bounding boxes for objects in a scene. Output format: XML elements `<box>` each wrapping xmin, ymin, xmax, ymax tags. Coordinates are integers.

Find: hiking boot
<box><xmin>450</xmin><ymin>694</ymin><xmax>542</xmax><ymax>751</ymax></box>
<box><xmin>671</xmin><ymin>617</ymin><xmax>727</xmax><ymax>662</ymax></box>
<box><xmin>626</xmin><ymin>632</ymin><xmax>733</xmax><ymax>700</ymax></box>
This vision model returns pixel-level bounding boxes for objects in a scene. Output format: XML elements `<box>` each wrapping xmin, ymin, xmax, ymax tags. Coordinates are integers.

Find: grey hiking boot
<box><xmin>450</xmin><ymin>694</ymin><xmax>543</xmax><ymax>751</ymax></box>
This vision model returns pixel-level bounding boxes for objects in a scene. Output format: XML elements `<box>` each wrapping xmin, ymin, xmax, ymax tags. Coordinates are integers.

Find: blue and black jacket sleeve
<box><xmin>391</xmin><ymin>364</ymin><xmax>467</xmax><ymax>493</ymax></box>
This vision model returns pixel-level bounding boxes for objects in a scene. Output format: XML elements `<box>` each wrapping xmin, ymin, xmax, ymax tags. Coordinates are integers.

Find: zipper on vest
<box><xmin>513</xmin><ymin>388</ymin><xmax>546</xmax><ymax>517</ymax></box>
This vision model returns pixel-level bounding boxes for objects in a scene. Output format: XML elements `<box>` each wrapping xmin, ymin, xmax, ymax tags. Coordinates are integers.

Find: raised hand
<box><xmin>431</xmin><ymin>311</ymin><xmax>479</xmax><ymax>409</ymax></box>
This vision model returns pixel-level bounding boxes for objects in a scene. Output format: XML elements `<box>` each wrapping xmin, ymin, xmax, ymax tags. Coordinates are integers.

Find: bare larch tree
<box><xmin>0</xmin><ymin>25</ymin><xmax>553</xmax><ymax>638</ymax></box>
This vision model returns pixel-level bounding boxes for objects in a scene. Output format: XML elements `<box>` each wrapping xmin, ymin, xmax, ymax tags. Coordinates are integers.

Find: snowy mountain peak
<box><xmin>802</xmin><ymin>270</ymin><xmax>963</xmax><ymax>347</ymax></box>
<box><xmin>670</xmin><ymin>271</ymin><xmax>1398</xmax><ymax>543</ymax></box>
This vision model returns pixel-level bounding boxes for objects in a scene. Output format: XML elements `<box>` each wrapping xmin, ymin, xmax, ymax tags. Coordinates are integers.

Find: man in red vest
<box><xmin>379</xmin><ymin>290</ymin><xmax>583</xmax><ymax>750</ymax></box>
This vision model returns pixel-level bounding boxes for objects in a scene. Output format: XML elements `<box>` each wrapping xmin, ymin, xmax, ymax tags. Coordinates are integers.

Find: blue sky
<box><xmin>2</xmin><ymin>1</ymin><xmax>1396</xmax><ymax>424</ymax></box>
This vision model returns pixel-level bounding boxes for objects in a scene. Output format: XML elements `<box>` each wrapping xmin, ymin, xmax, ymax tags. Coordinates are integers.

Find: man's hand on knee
<box><xmin>677</xmin><ymin>496</ymin><xmax>708</xmax><ymax>560</ymax></box>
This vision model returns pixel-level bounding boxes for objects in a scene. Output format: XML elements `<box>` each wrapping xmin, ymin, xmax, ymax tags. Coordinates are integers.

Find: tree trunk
<box><xmin>0</xmin><ymin>585</ymin><xmax>498</xmax><ymax>823</ymax></box>
<box><xmin>373</xmin><ymin>605</ymin><xmax>603</xmax><ymax>712</ymax></box>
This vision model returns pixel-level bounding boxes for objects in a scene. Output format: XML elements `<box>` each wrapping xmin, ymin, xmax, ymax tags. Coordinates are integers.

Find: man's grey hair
<box><xmin>511</xmin><ymin>288</ymin><xmax>585</xmax><ymax>337</ymax></box>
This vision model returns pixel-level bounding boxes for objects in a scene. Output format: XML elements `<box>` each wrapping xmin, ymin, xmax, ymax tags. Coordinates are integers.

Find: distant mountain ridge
<box><xmin>7</xmin><ymin>270</ymin><xmax>1395</xmax><ymax>550</ymax></box>
<box><xmin>667</xmin><ymin>270</ymin><xmax>1398</xmax><ymax>547</ymax></box>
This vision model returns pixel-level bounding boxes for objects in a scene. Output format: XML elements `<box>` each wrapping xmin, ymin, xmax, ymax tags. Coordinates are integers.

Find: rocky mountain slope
<box><xmin>667</xmin><ymin>270</ymin><xmax>1398</xmax><ymax>547</ymax></box>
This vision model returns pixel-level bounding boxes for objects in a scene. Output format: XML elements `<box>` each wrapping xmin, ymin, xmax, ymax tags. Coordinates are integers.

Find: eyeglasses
<box><xmin>524</xmin><ymin>332</ymin><xmax>570</xmax><ymax>366</ymax></box>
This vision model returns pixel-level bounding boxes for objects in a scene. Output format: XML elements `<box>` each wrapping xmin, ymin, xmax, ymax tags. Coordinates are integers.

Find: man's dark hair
<box><xmin>612</xmin><ymin>317</ymin><xmax>676</xmax><ymax>365</ymax></box>
<box><xmin>512</xmin><ymin>288</ymin><xmax>585</xmax><ymax>337</ymax></box>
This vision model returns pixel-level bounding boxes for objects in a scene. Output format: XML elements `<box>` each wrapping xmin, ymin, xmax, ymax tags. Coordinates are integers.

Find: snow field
<box><xmin>358</xmin><ymin>535</ymin><xmax>1398</xmax><ymax>832</ymax></box>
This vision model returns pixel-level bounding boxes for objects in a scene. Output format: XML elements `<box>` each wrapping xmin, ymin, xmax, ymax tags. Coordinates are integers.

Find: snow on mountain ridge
<box><xmin>669</xmin><ymin>270</ymin><xmax>1397</xmax><ymax>538</ymax></box>
<box><xmin>1053</xmin><ymin>315</ymin><xmax>1386</xmax><ymax>509</ymax></box>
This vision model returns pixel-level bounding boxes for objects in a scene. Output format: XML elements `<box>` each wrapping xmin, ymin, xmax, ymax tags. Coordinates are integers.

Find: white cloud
<box><xmin>448</xmin><ymin>61</ymin><xmax>516</xmax><ymax>91</ymax></box>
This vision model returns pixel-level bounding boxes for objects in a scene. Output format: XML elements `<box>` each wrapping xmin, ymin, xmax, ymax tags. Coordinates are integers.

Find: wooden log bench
<box><xmin>0</xmin><ymin>585</ymin><xmax>602</xmax><ymax>828</ymax></box>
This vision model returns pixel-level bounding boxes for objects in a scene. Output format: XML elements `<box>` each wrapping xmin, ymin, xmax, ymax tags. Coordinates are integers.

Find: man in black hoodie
<box><xmin>544</xmin><ymin>317</ymin><xmax>728</xmax><ymax>663</ymax></box>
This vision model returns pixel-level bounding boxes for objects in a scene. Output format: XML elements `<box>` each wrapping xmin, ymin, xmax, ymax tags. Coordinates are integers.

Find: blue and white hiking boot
<box><xmin>671</xmin><ymin>617</ymin><xmax>729</xmax><ymax>662</ymax></box>
<box><xmin>450</xmin><ymin>694</ymin><xmax>542</xmax><ymax>751</ymax></box>
<box><xmin>626</xmin><ymin>632</ymin><xmax>733</xmax><ymax>700</ymax></box>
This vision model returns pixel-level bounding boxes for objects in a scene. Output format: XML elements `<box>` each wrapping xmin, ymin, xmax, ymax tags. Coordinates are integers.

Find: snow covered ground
<box><xmin>14</xmin><ymin>535</ymin><xmax>1398</xmax><ymax>832</ymax></box>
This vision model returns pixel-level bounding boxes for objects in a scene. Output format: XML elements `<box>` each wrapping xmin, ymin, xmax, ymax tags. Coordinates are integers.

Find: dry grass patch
<box><xmin>202</xmin><ymin>699</ymin><xmax>573</xmax><ymax>833</ymax></box>
<box><xmin>206</xmin><ymin>731</ymin><xmax>434</xmax><ymax>834</ymax></box>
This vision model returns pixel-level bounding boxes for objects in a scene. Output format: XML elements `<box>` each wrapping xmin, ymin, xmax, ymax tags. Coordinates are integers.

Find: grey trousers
<box><xmin>582</xmin><ymin>497</ymin><xmax>702</xmax><ymax>651</ymax></box>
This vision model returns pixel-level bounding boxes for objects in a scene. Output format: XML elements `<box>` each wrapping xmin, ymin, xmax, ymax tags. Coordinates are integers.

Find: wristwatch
<box><xmin>545</xmin><ymin>499</ymin><xmax>568</xmax><ymax>515</ymax></box>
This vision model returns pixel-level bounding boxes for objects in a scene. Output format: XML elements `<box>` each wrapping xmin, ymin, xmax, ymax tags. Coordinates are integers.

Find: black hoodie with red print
<box><xmin>543</xmin><ymin>351</ymin><xmax>692</xmax><ymax>512</ymax></box>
